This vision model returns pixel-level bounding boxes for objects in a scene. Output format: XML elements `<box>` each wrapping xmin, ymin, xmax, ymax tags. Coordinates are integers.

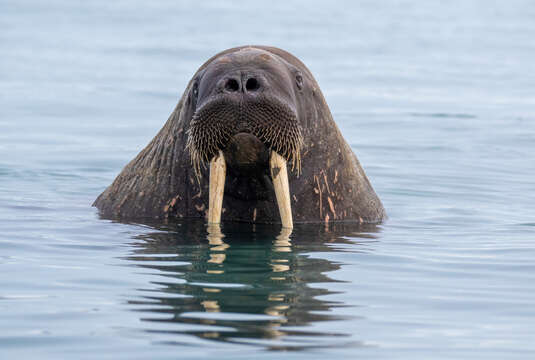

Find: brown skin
<box><xmin>93</xmin><ymin>46</ymin><xmax>386</xmax><ymax>224</ymax></box>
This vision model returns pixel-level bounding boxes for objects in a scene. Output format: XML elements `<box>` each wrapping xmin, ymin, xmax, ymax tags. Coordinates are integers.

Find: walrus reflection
<box><xmin>126</xmin><ymin>221</ymin><xmax>379</xmax><ymax>349</ymax></box>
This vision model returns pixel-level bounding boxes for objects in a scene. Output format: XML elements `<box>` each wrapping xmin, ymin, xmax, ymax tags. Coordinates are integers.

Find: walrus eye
<box><xmin>192</xmin><ymin>83</ymin><xmax>199</xmax><ymax>98</ymax></box>
<box><xmin>295</xmin><ymin>73</ymin><xmax>303</xmax><ymax>90</ymax></box>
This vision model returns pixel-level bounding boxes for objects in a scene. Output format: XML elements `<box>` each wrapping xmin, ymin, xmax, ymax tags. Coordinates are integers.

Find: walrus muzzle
<box><xmin>187</xmin><ymin>95</ymin><xmax>302</xmax><ymax>228</ymax></box>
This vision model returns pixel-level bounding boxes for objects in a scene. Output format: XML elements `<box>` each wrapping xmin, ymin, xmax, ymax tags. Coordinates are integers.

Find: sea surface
<box><xmin>1</xmin><ymin>1</ymin><xmax>534</xmax><ymax>359</ymax></box>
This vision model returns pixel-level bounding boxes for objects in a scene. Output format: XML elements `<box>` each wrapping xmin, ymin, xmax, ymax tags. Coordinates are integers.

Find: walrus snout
<box><xmin>187</xmin><ymin>94</ymin><xmax>303</xmax><ymax>178</ymax></box>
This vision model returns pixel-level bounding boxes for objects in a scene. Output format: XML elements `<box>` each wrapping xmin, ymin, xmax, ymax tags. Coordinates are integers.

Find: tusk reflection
<box><xmin>273</xmin><ymin>226</ymin><xmax>292</xmax><ymax>253</ymax></box>
<box><xmin>271</xmin><ymin>226</ymin><xmax>293</xmax><ymax>279</ymax></box>
<box><xmin>206</xmin><ymin>224</ymin><xmax>228</xmax><ymax>267</ymax></box>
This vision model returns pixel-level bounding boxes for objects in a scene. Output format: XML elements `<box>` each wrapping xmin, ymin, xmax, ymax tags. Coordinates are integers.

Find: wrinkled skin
<box><xmin>93</xmin><ymin>46</ymin><xmax>386</xmax><ymax>224</ymax></box>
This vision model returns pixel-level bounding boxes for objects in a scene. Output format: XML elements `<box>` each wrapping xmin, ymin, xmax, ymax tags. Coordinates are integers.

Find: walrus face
<box><xmin>186</xmin><ymin>48</ymin><xmax>304</xmax><ymax>228</ymax></box>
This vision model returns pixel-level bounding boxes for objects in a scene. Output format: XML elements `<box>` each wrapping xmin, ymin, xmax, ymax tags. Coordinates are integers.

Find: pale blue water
<box><xmin>1</xmin><ymin>0</ymin><xmax>535</xmax><ymax>359</ymax></box>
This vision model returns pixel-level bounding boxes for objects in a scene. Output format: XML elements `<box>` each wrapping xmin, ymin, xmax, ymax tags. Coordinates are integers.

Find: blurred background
<box><xmin>1</xmin><ymin>1</ymin><xmax>534</xmax><ymax>359</ymax></box>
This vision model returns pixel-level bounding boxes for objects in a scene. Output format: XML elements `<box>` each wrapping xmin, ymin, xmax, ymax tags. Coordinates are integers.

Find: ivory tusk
<box><xmin>270</xmin><ymin>151</ymin><xmax>293</xmax><ymax>229</ymax></box>
<box><xmin>208</xmin><ymin>150</ymin><xmax>226</xmax><ymax>224</ymax></box>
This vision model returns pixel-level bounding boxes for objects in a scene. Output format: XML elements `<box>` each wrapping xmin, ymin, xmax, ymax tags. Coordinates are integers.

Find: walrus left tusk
<box><xmin>270</xmin><ymin>151</ymin><xmax>293</xmax><ymax>229</ymax></box>
<box><xmin>208</xmin><ymin>150</ymin><xmax>226</xmax><ymax>224</ymax></box>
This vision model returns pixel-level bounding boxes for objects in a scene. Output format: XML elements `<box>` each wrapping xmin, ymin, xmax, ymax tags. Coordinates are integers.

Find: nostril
<box><xmin>245</xmin><ymin>78</ymin><xmax>260</xmax><ymax>92</ymax></box>
<box><xmin>225</xmin><ymin>78</ymin><xmax>240</xmax><ymax>92</ymax></box>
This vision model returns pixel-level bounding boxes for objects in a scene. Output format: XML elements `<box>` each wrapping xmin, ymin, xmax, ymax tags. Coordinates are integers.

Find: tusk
<box><xmin>270</xmin><ymin>151</ymin><xmax>293</xmax><ymax>229</ymax></box>
<box><xmin>208</xmin><ymin>150</ymin><xmax>226</xmax><ymax>224</ymax></box>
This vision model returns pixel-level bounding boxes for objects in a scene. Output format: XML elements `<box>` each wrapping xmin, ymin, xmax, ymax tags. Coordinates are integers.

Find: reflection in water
<box><xmin>124</xmin><ymin>220</ymin><xmax>379</xmax><ymax>350</ymax></box>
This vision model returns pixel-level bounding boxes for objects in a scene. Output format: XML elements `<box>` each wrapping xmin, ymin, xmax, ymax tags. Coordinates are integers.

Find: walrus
<box><xmin>93</xmin><ymin>46</ymin><xmax>386</xmax><ymax>227</ymax></box>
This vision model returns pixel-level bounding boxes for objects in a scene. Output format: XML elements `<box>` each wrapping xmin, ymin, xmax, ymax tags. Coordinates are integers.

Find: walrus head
<box><xmin>93</xmin><ymin>46</ymin><xmax>386</xmax><ymax>226</ymax></box>
<box><xmin>186</xmin><ymin>48</ymin><xmax>305</xmax><ymax>227</ymax></box>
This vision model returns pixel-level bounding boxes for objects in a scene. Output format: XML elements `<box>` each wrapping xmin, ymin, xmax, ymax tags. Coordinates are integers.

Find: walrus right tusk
<box><xmin>208</xmin><ymin>150</ymin><xmax>226</xmax><ymax>224</ymax></box>
<box><xmin>270</xmin><ymin>151</ymin><xmax>293</xmax><ymax>229</ymax></box>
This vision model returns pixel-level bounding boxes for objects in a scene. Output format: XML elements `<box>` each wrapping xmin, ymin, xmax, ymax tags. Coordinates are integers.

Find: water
<box><xmin>1</xmin><ymin>0</ymin><xmax>534</xmax><ymax>358</ymax></box>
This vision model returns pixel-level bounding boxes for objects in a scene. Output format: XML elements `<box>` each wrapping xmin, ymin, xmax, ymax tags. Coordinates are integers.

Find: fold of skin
<box><xmin>207</xmin><ymin>150</ymin><xmax>293</xmax><ymax>229</ymax></box>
